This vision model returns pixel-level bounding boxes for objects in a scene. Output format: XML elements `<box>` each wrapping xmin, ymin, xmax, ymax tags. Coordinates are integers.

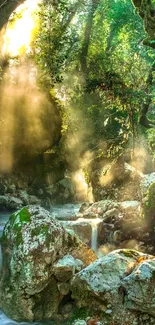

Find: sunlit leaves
<box><xmin>32</xmin><ymin>0</ymin><xmax>155</xmax><ymax>158</ymax></box>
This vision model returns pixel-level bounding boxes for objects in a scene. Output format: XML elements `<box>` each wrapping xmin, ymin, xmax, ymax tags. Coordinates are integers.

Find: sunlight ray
<box><xmin>2</xmin><ymin>0</ymin><xmax>40</xmax><ymax>56</ymax></box>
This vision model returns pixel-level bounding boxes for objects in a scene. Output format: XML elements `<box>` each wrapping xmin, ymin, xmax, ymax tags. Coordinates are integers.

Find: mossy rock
<box><xmin>71</xmin><ymin>249</ymin><xmax>155</xmax><ymax>324</ymax></box>
<box><xmin>0</xmin><ymin>205</ymin><xmax>97</xmax><ymax>322</ymax></box>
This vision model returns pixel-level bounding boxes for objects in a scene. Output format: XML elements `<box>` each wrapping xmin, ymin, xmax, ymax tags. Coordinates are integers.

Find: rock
<box><xmin>41</xmin><ymin>197</ymin><xmax>51</xmax><ymax>210</ymax></box>
<box><xmin>102</xmin><ymin>208</ymin><xmax>120</xmax><ymax>222</ymax></box>
<box><xmin>60</xmin><ymin>220</ymin><xmax>92</xmax><ymax>245</ymax></box>
<box><xmin>38</xmin><ymin>188</ymin><xmax>44</xmax><ymax>197</ymax></box>
<box><xmin>124</xmin><ymin>162</ymin><xmax>144</xmax><ymax>178</ymax></box>
<box><xmin>84</xmin><ymin>200</ymin><xmax>119</xmax><ymax>216</ymax></box>
<box><xmin>71</xmin><ymin>249</ymin><xmax>139</xmax><ymax>308</ymax></box>
<box><xmin>79</xmin><ymin>202</ymin><xmax>91</xmax><ymax>213</ymax></box>
<box><xmin>0</xmin><ymin>205</ymin><xmax>97</xmax><ymax>321</ymax></box>
<box><xmin>63</xmin><ymin>188</ymin><xmax>70</xmax><ymax>199</ymax></box>
<box><xmin>0</xmin><ymin>183</ymin><xmax>6</xmax><ymax>195</ymax></box>
<box><xmin>57</xmin><ymin>282</ymin><xmax>70</xmax><ymax>295</ymax></box>
<box><xmin>59</xmin><ymin>178</ymin><xmax>75</xmax><ymax>194</ymax></box>
<box><xmin>71</xmin><ymin>249</ymin><xmax>154</xmax><ymax>324</ymax></box>
<box><xmin>28</xmin><ymin>195</ymin><xmax>41</xmax><ymax>205</ymax></box>
<box><xmin>53</xmin><ymin>255</ymin><xmax>84</xmax><ymax>282</ymax></box>
<box><xmin>119</xmin><ymin>200</ymin><xmax>140</xmax><ymax>214</ymax></box>
<box><xmin>98</xmin><ymin>201</ymin><xmax>142</xmax><ymax>246</ymax></box>
<box><xmin>73</xmin><ymin>320</ymin><xmax>87</xmax><ymax>325</ymax></box>
<box><xmin>60</xmin><ymin>302</ymin><xmax>73</xmax><ymax>317</ymax></box>
<box><xmin>122</xmin><ymin>258</ymin><xmax>155</xmax><ymax>316</ymax></box>
<box><xmin>0</xmin><ymin>195</ymin><xmax>10</xmax><ymax>209</ymax></box>
<box><xmin>18</xmin><ymin>190</ymin><xmax>30</xmax><ymax>205</ymax></box>
<box><xmin>6</xmin><ymin>184</ymin><xmax>16</xmax><ymax>194</ymax></box>
<box><xmin>7</xmin><ymin>196</ymin><xmax>23</xmax><ymax>210</ymax></box>
<box><xmin>0</xmin><ymin>195</ymin><xmax>23</xmax><ymax>210</ymax></box>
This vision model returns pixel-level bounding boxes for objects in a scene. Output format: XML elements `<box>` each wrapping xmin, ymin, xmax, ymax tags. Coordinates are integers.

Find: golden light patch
<box><xmin>2</xmin><ymin>0</ymin><xmax>40</xmax><ymax>56</ymax></box>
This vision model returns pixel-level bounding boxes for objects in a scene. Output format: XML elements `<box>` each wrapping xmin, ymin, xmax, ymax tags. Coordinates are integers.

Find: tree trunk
<box><xmin>80</xmin><ymin>0</ymin><xmax>99</xmax><ymax>75</ymax></box>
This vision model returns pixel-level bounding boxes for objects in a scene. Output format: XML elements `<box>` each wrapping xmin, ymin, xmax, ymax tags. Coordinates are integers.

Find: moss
<box><xmin>18</xmin><ymin>207</ymin><xmax>31</xmax><ymax>223</ymax></box>
<box><xmin>11</xmin><ymin>208</ymin><xmax>30</xmax><ymax>246</ymax></box>
<box><xmin>7</xmin><ymin>208</ymin><xmax>31</xmax><ymax>246</ymax></box>
<box><xmin>32</xmin><ymin>224</ymin><xmax>49</xmax><ymax>237</ymax></box>
<box><xmin>71</xmin><ymin>307</ymin><xmax>92</xmax><ymax>322</ymax></box>
<box><xmin>31</xmin><ymin>224</ymin><xmax>51</xmax><ymax>248</ymax></box>
<box><xmin>15</xmin><ymin>232</ymin><xmax>23</xmax><ymax>246</ymax></box>
<box><xmin>119</xmin><ymin>249</ymin><xmax>142</xmax><ymax>259</ymax></box>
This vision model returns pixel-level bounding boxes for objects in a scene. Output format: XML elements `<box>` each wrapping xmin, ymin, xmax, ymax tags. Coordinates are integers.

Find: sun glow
<box><xmin>3</xmin><ymin>0</ymin><xmax>40</xmax><ymax>56</ymax></box>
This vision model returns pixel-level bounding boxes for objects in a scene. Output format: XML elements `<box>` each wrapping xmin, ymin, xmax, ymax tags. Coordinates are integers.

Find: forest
<box><xmin>1</xmin><ymin>0</ymin><xmax>155</xmax><ymax>325</ymax></box>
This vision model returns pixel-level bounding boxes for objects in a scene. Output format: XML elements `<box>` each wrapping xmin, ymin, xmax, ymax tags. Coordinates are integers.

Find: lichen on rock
<box><xmin>0</xmin><ymin>205</ymin><xmax>97</xmax><ymax>322</ymax></box>
<box><xmin>71</xmin><ymin>249</ymin><xmax>155</xmax><ymax>324</ymax></box>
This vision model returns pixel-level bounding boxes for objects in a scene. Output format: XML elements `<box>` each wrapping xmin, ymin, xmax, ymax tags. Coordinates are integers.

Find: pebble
<box><xmin>73</xmin><ymin>320</ymin><xmax>87</xmax><ymax>325</ymax></box>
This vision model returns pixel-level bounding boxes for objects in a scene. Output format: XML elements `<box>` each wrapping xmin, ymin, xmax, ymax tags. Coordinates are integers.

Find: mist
<box><xmin>0</xmin><ymin>59</ymin><xmax>61</xmax><ymax>172</ymax></box>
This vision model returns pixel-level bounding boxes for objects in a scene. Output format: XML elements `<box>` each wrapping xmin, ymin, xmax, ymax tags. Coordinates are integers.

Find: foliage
<box><xmin>34</xmin><ymin>1</ymin><xmax>155</xmax><ymax>163</ymax></box>
<box><xmin>4</xmin><ymin>0</ymin><xmax>155</xmax><ymax>170</ymax></box>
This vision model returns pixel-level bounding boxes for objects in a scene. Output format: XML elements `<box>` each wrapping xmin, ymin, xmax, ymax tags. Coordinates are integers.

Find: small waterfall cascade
<box><xmin>74</xmin><ymin>217</ymin><xmax>101</xmax><ymax>253</ymax></box>
<box><xmin>90</xmin><ymin>218</ymin><xmax>102</xmax><ymax>252</ymax></box>
<box><xmin>91</xmin><ymin>219</ymin><xmax>100</xmax><ymax>252</ymax></box>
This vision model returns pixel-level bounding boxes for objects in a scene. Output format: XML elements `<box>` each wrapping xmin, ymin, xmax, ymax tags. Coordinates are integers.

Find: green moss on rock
<box><xmin>18</xmin><ymin>207</ymin><xmax>31</xmax><ymax>223</ymax></box>
<box><xmin>118</xmin><ymin>249</ymin><xmax>143</xmax><ymax>259</ymax></box>
<box><xmin>0</xmin><ymin>205</ymin><xmax>97</xmax><ymax>322</ymax></box>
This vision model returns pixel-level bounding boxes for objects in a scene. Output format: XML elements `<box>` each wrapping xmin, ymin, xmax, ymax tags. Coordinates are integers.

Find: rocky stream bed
<box><xmin>1</xmin><ymin>166</ymin><xmax>155</xmax><ymax>324</ymax></box>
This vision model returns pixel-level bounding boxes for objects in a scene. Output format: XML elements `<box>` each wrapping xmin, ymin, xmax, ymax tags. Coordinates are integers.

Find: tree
<box><xmin>34</xmin><ymin>0</ymin><xmax>152</xmax><ymax>163</ymax></box>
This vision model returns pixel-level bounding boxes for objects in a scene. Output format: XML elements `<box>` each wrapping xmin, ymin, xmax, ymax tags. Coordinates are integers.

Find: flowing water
<box><xmin>91</xmin><ymin>218</ymin><xmax>101</xmax><ymax>252</ymax></box>
<box><xmin>0</xmin><ymin>310</ymin><xmax>52</xmax><ymax>325</ymax></box>
<box><xmin>0</xmin><ymin>204</ymin><xmax>100</xmax><ymax>325</ymax></box>
<box><xmin>69</xmin><ymin>217</ymin><xmax>101</xmax><ymax>251</ymax></box>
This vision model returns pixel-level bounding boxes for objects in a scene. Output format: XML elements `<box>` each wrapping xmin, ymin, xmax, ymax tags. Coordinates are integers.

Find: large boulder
<box><xmin>71</xmin><ymin>249</ymin><xmax>155</xmax><ymax>324</ymax></box>
<box><xmin>0</xmin><ymin>205</ymin><xmax>97</xmax><ymax>322</ymax></box>
<box><xmin>122</xmin><ymin>258</ymin><xmax>155</xmax><ymax>316</ymax></box>
<box><xmin>83</xmin><ymin>200</ymin><xmax>119</xmax><ymax>217</ymax></box>
<box><xmin>96</xmin><ymin>200</ymin><xmax>145</xmax><ymax>251</ymax></box>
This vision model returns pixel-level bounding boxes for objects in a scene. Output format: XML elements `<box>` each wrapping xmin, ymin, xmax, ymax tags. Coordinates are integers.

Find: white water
<box><xmin>90</xmin><ymin>218</ymin><xmax>101</xmax><ymax>252</ymax></box>
<box><xmin>74</xmin><ymin>217</ymin><xmax>101</xmax><ymax>252</ymax></box>
<box><xmin>91</xmin><ymin>222</ymin><xmax>99</xmax><ymax>252</ymax></box>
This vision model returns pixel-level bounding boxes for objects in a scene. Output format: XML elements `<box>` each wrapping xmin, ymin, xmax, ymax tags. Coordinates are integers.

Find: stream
<box><xmin>0</xmin><ymin>203</ymin><xmax>100</xmax><ymax>325</ymax></box>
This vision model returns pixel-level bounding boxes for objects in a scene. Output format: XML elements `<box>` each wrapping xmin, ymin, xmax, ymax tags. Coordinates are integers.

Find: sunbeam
<box><xmin>2</xmin><ymin>0</ymin><xmax>39</xmax><ymax>56</ymax></box>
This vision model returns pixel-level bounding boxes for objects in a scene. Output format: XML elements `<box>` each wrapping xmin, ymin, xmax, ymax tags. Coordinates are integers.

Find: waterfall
<box><xmin>74</xmin><ymin>217</ymin><xmax>101</xmax><ymax>253</ymax></box>
<box><xmin>91</xmin><ymin>222</ymin><xmax>98</xmax><ymax>252</ymax></box>
<box><xmin>90</xmin><ymin>218</ymin><xmax>101</xmax><ymax>252</ymax></box>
